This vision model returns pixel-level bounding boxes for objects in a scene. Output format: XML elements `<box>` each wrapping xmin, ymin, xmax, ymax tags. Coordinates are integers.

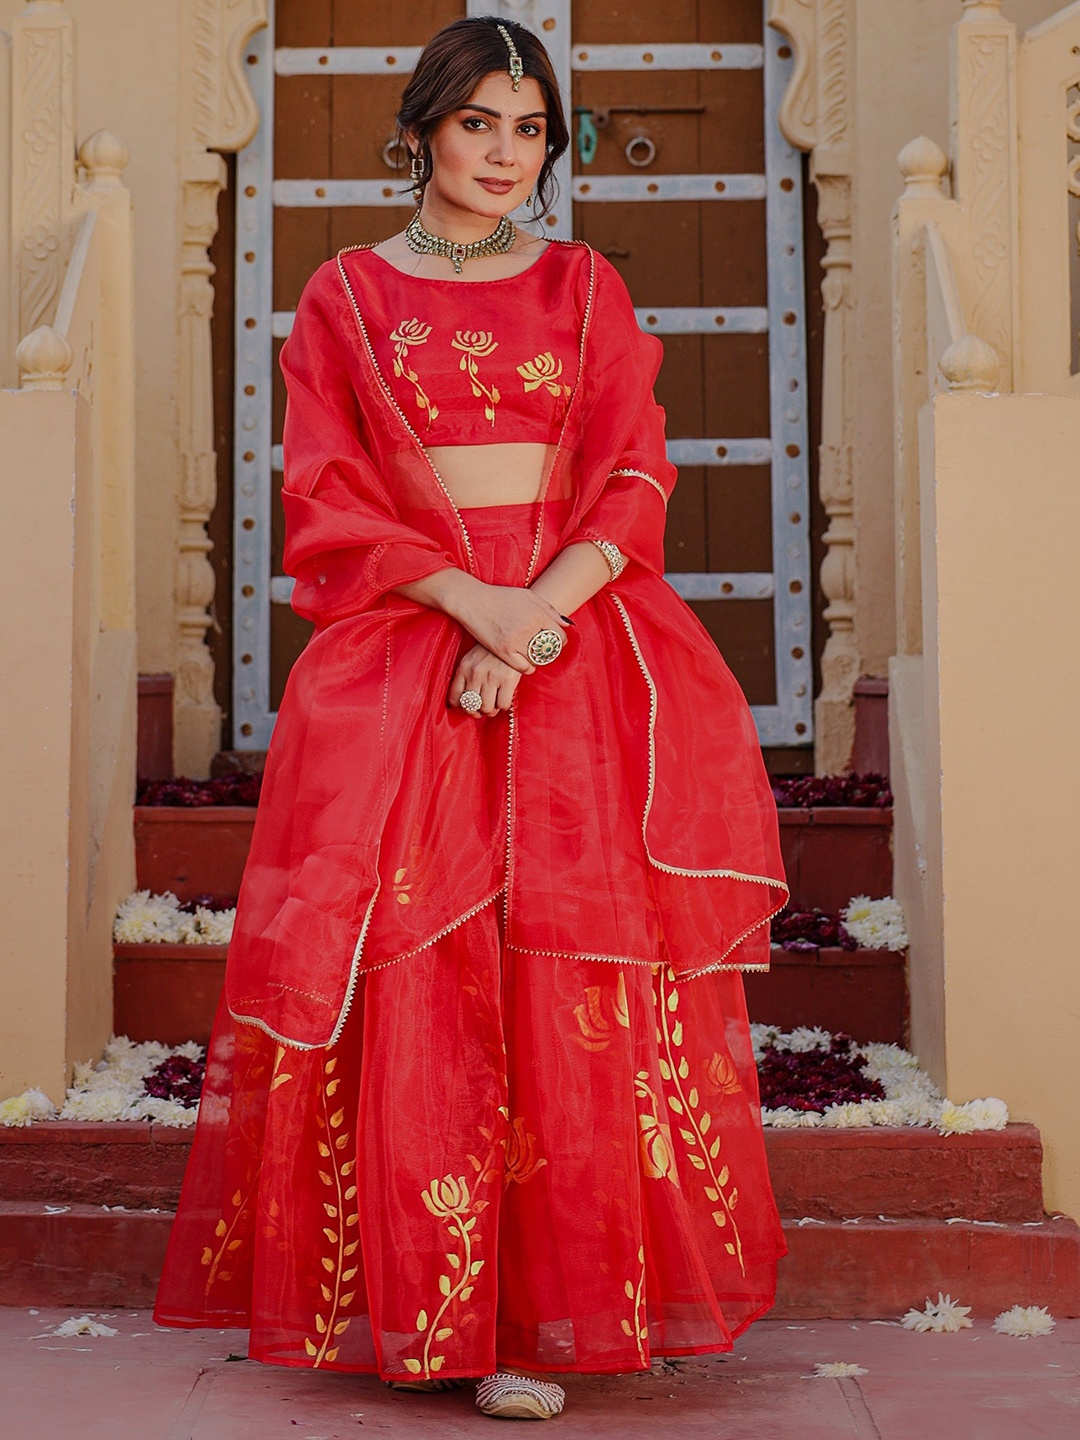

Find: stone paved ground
<box><xmin>2</xmin><ymin>1307</ymin><xmax>1078</xmax><ymax>1439</ymax></box>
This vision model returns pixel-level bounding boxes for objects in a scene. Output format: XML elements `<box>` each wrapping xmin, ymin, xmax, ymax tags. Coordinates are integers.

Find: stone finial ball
<box><xmin>898</xmin><ymin>136</ymin><xmax>948</xmax><ymax>192</ymax></box>
<box><xmin>78</xmin><ymin>130</ymin><xmax>130</xmax><ymax>186</ymax></box>
<box><xmin>16</xmin><ymin>325</ymin><xmax>74</xmax><ymax>390</ymax></box>
<box><xmin>939</xmin><ymin>333</ymin><xmax>1001</xmax><ymax>393</ymax></box>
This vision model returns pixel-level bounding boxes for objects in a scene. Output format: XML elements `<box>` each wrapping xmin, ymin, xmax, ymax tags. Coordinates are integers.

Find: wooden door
<box><xmin>225</xmin><ymin>1</ymin><xmax>814</xmax><ymax>755</ymax></box>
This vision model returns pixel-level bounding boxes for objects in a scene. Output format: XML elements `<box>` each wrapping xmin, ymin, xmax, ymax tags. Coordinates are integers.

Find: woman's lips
<box><xmin>476</xmin><ymin>178</ymin><xmax>516</xmax><ymax>194</ymax></box>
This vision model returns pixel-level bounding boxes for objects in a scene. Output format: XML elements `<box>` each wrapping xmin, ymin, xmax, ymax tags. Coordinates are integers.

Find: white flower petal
<box><xmin>900</xmin><ymin>1293</ymin><xmax>973</xmax><ymax>1333</ymax></box>
<box><xmin>50</xmin><ymin>1315</ymin><xmax>119</xmax><ymax>1337</ymax></box>
<box><xmin>842</xmin><ymin>895</ymin><xmax>909</xmax><ymax>951</ymax></box>
<box><xmin>0</xmin><ymin>1089</ymin><xmax>57</xmax><ymax>1127</ymax></box>
<box><xmin>992</xmin><ymin>1305</ymin><xmax>1056</xmax><ymax>1338</ymax></box>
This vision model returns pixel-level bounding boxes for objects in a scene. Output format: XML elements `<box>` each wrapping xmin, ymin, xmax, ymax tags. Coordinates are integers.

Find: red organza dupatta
<box><xmin>223</xmin><ymin>242</ymin><xmax>788</xmax><ymax>1052</ymax></box>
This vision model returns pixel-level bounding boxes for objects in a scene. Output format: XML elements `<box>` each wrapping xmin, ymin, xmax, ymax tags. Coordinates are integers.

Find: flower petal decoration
<box><xmin>804</xmin><ymin>1362</ymin><xmax>869</xmax><ymax>1378</ymax></box>
<box><xmin>771</xmin><ymin>772</ymin><xmax>892</xmax><ymax>809</ymax></box>
<box><xmin>992</xmin><ymin>1305</ymin><xmax>1056</xmax><ymax>1338</ymax></box>
<box><xmin>900</xmin><ymin>1293</ymin><xmax>974</xmax><ymax>1333</ymax></box>
<box><xmin>50</xmin><ymin>1315</ymin><xmax>119</xmax><ymax>1338</ymax></box>
<box><xmin>841</xmin><ymin>895</ymin><xmax>910</xmax><ymax>952</ymax></box>
<box><xmin>113</xmin><ymin>888</ymin><xmax>236</xmax><ymax>945</ymax></box>
<box><xmin>137</xmin><ymin>773</ymin><xmax>260</xmax><ymax>806</ymax></box>
<box><xmin>750</xmin><ymin>1025</ymin><xmax>1010</xmax><ymax>1133</ymax></box>
<box><xmin>38</xmin><ymin>1035</ymin><xmax>207</xmax><ymax>1128</ymax></box>
<box><xmin>937</xmin><ymin>1097</ymin><xmax>1008</xmax><ymax>1136</ymax></box>
<box><xmin>0</xmin><ymin>1088</ymin><xmax>57</xmax><ymax>1128</ymax></box>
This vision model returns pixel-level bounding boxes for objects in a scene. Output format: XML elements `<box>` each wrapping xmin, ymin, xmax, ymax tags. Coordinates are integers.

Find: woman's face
<box><xmin>417</xmin><ymin>71</ymin><xmax>549</xmax><ymax>220</ymax></box>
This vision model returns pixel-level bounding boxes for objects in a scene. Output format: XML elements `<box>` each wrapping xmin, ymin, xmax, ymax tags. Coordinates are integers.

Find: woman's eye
<box><xmin>463</xmin><ymin>117</ymin><xmax>488</xmax><ymax>130</ymax></box>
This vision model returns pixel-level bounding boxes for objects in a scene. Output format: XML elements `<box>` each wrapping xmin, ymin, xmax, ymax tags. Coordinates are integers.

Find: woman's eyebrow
<box><xmin>458</xmin><ymin>104</ymin><xmax>548</xmax><ymax>121</ymax></box>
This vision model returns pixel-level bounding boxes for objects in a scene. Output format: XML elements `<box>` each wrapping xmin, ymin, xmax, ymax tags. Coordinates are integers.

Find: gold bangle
<box><xmin>590</xmin><ymin>538</ymin><xmax>627</xmax><ymax>581</ymax></box>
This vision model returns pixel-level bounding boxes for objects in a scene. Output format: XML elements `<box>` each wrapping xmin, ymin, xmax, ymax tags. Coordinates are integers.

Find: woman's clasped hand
<box><xmin>448</xmin><ymin>641</ymin><xmax>525</xmax><ymax>716</ymax></box>
<box><xmin>444</xmin><ymin>577</ymin><xmax>568</xmax><ymax>717</ymax></box>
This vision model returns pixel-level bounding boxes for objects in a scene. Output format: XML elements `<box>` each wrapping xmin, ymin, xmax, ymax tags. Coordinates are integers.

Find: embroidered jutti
<box><xmin>153</xmin><ymin>240</ymin><xmax>790</xmax><ymax>1377</ymax></box>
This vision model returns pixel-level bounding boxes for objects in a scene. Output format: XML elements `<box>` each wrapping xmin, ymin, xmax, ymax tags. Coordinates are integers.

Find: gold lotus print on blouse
<box><xmin>517</xmin><ymin>351</ymin><xmax>571</xmax><ymax>398</ymax></box>
<box><xmin>451</xmin><ymin>329</ymin><xmax>500</xmax><ymax>424</ymax></box>
<box><xmin>389</xmin><ymin>318</ymin><xmax>439</xmax><ymax>427</ymax></box>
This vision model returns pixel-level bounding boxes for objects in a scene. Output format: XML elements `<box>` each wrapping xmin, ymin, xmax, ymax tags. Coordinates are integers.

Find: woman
<box><xmin>154</xmin><ymin>15</ymin><xmax>789</xmax><ymax>1423</ymax></box>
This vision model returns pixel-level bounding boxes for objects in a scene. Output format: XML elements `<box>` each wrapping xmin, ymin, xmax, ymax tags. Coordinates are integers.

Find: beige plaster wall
<box><xmin>0</xmin><ymin>388</ymin><xmax>136</xmax><ymax>1102</ymax></box>
<box><xmin>849</xmin><ymin>0</ymin><xmax>1062</xmax><ymax>678</ymax></box>
<box><xmin>923</xmin><ymin>391</ymin><xmax>1080</xmax><ymax>1218</ymax></box>
<box><xmin>1</xmin><ymin>0</ymin><xmax>181</xmax><ymax>675</ymax></box>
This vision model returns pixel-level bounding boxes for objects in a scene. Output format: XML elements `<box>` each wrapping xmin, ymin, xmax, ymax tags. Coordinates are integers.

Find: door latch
<box><xmin>575</xmin><ymin>105</ymin><xmax>705</xmax><ymax>165</ymax></box>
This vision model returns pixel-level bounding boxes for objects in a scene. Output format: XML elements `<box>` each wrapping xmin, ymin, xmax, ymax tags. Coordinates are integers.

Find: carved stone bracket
<box><xmin>175</xmin><ymin>0</ymin><xmax>268</xmax><ymax>776</ymax></box>
<box><xmin>950</xmin><ymin>0</ymin><xmax>1017</xmax><ymax>390</ymax></box>
<box><xmin>768</xmin><ymin>0</ymin><xmax>857</xmax><ymax>775</ymax></box>
<box><xmin>9</xmin><ymin>1</ymin><xmax>77</xmax><ymax>346</ymax></box>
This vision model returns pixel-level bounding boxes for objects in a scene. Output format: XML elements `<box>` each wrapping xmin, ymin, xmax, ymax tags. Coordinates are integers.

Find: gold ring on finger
<box><xmin>526</xmin><ymin>628</ymin><xmax>564</xmax><ymax>666</ymax></box>
<box><xmin>459</xmin><ymin>689</ymin><xmax>483</xmax><ymax>713</ymax></box>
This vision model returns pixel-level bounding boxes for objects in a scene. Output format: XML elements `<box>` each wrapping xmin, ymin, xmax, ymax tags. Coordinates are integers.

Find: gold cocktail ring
<box><xmin>526</xmin><ymin>629</ymin><xmax>564</xmax><ymax>666</ymax></box>
<box><xmin>459</xmin><ymin>690</ymin><xmax>483</xmax><ymax>713</ymax></box>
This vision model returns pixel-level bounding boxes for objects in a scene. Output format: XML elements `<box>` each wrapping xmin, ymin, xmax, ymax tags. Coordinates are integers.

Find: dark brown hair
<box><xmin>395</xmin><ymin>15</ymin><xmax>569</xmax><ymax>219</ymax></box>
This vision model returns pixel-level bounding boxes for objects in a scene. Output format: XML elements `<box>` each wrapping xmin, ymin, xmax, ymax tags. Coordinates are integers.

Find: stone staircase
<box><xmin>3</xmin><ymin>1116</ymin><xmax>1077</xmax><ymax>1317</ymax></box>
<box><xmin>3</xmin><ymin>763</ymin><xmax>1078</xmax><ymax>1318</ymax></box>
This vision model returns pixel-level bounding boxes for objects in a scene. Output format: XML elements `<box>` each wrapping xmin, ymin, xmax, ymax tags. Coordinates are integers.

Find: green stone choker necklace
<box><xmin>404</xmin><ymin>208</ymin><xmax>516</xmax><ymax>274</ymax></box>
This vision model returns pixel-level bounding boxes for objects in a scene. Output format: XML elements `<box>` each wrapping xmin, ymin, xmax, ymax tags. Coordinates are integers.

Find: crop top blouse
<box><xmin>346</xmin><ymin>243</ymin><xmax>580</xmax><ymax>446</ymax></box>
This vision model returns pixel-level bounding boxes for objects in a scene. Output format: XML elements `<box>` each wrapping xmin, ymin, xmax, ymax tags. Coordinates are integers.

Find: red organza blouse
<box><xmin>355</xmin><ymin>246</ymin><xmax>578</xmax><ymax>444</ymax></box>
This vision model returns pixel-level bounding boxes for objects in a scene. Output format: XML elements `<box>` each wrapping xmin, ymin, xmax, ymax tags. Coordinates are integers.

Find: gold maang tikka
<box><xmin>496</xmin><ymin>23</ymin><xmax>524</xmax><ymax>91</ymax></box>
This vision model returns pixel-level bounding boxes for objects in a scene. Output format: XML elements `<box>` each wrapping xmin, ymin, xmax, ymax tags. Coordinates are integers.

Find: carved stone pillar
<box><xmin>812</xmin><ymin>162</ymin><xmax>857</xmax><ymax>773</ymax></box>
<box><xmin>769</xmin><ymin>0</ymin><xmax>858</xmax><ymax>774</ymax></box>
<box><xmin>174</xmin><ymin>0</ymin><xmax>268</xmax><ymax>776</ymax></box>
<box><xmin>175</xmin><ymin>149</ymin><xmax>229</xmax><ymax>771</ymax></box>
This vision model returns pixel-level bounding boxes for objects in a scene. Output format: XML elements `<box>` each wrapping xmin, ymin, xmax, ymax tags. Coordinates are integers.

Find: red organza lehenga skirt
<box><xmin>153</xmin><ymin>502</ymin><xmax>787</xmax><ymax>1378</ymax></box>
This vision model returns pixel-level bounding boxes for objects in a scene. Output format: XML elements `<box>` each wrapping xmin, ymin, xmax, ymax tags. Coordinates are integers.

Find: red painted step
<box><xmin>112</xmin><ymin>939</ymin><xmax>909</xmax><ymax>1054</ymax></box>
<box><xmin>2</xmin><ymin>1123</ymin><xmax>1045</xmax><ymax>1225</ymax></box>
<box><xmin>5</xmin><ymin>1121</ymin><xmax>1073</xmax><ymax>1317</ymax></box>
<box><xmin>0</xmin><ymin>1122</ymin><xmax>191</xmax><ymax>1209</ymax></box>
<box><xmin>765</xmin><ymin>1126</ymin><xmax>1044</xmax><ymax>1223</ymax></box>
<box><xmin>113</xmin><ymin>945</ymin><xmax>228</xmax><ymax>1047</ymax></box>
<box><xmin>778</xmin><ymin>807</ymin><xmax>892</xmax><ymax>912</ymax></box>
<box><xmin>122</xmin><ymin>805</ymin><xmax>900</xmax><ymax>1046</ymax></box>
<box><xmin>774</xmin><ymin>1216</ymin><xmax>1080</xmax><ymax>1319</ymax></box>
<box><xmin>133</xmin><ymin>804</ymin><xmax>253</xmax><ymax>905</ymax></box>
<box><xmin>745</xmin><ymin>946</ymin><xmax>907</xmax><ymax>1044</ymax></box>
<box><xmin>133</xmin><ymin>805</ymin><xmax>894</xmax><ymax>915</ymax></box>
<box><xmin>2</xmin><ymin>1123</ymin><xmax>1048</xmax><ymax>1226</ymax></box>
<box><xmin>0</xmin><ymin>1202</ymin><xmax>171</xmax><ymax>1308</ymax></box>
<box><xmin>2</xmin><ymin>1204</ymin><xmax>1076</xmax><ymax>1317</ymax></box>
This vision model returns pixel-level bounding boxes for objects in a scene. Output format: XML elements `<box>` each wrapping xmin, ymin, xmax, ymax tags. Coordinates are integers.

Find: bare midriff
<box><xmin>426</xmin><ymin>441</ymin><xmax>556</xmax><ymax>508</ymax></box>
